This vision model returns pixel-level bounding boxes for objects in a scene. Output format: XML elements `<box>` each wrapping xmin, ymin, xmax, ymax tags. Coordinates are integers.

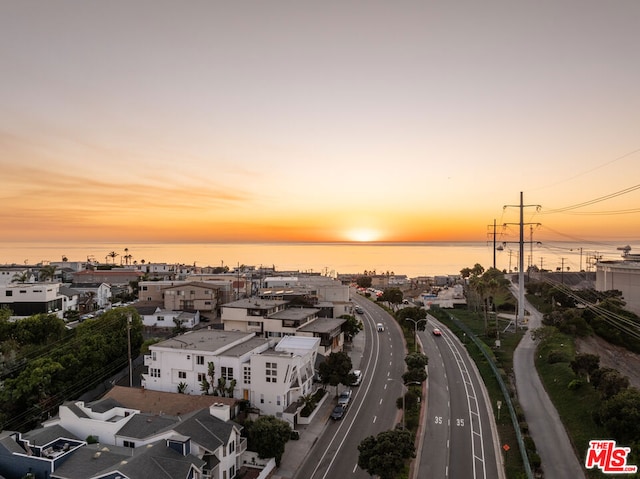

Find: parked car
<box><xmin>352</xmin><ymin>370</ymin><xmax>362</xmax><ymax>386</ymax></box>
<box><xmin>331</xmin><ymin>405</ymin><xmax>345</xmax><ymax>420</ymax></box>
<box><xmin>377</xmin><ymin>323</ymin><xmax>384</xmax><ymax>332</ymax></box>
<box><xmin>355</xmin><ymin>306</ymin><xmax>364</xmax><ymax>314</ymax></box>
<box><xmin>338</xmin><ymin>389</ymin><xmax>352</xmax><ymax>408</ymax></box>
<box><xmin>433</xmin><ymin>328</ymin><xmax>442</xmax><ymax>336</ymax></box>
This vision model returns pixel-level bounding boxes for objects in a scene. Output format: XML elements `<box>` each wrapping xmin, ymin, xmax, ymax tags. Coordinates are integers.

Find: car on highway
<box><xmin>377</xmin><ymin>323</ymin><xmax>384</xmax><ymax>332</ymax></box>
<box><xmin>355</xmin><ymin>306</ymin><xmax>364</xmax><ymax>314</ymax></box>
<box><xmin>433</xmin><ymin>328</ymin><xmax>442</xmax><ymax>336</ymax></box>
<box><xmin>331</xmin><ymin>405</ymin><xmax>345</xmax><ymax>420</ymax></box>
<box><xmin>338</xmin><ymin>389</ymin><xmax>352</xmax><ymax>408</ymax></box>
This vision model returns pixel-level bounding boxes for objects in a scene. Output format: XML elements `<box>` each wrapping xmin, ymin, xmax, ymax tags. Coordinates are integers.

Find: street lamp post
<box><xmin>388</xmin><ymin>379</ymin><xmax>422</xmax><ymax>430</ymax></box>
<box><xmin>405</xmin><ymin>318</ymin><xmax>427</xmax><ymax>352</ymax></box>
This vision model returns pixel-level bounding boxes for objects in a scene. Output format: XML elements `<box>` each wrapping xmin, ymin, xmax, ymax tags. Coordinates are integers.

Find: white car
<box><xmin>338</xmin><ymin>389</ymin><xmax>352</xmax><ymax>408</ymax></box>
<box><xmin>352</xmin><ymin>370</ymin><xmax>362</xmax><ymax>386</ymax></box>
<box><xmin>377</xmin><ymin>323</ymin><xmax>384</xmax><ymax>332</ymax></box>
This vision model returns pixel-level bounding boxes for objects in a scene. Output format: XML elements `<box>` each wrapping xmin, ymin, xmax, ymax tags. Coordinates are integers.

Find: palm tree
<box><xmin>38</xmin><ymin>265</ymin><xmax>57</xmax><ymax>282</ymax></box>
<box><xmin>107</xmin><ymin>251</ymin><xmax>119</xmax><ymax>265</ymax></box>
<box><xmin>12</xmin><ymin>272</ymin><xmax>29</xmax><ymax>283</ymax></box>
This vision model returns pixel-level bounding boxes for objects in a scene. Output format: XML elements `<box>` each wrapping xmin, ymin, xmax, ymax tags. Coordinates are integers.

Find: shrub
<box><xmin>567</xmin><ymin>379</ymin><xmax>584</xmax><ymax>390</ymax></box>
<box><xmin>547</xmin><ymin>350</ymin><xmax>570</xmax><ymax>364</ymax></box>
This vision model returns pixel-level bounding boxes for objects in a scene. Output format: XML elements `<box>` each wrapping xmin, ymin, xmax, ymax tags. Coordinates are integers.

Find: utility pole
<box><xmin>127</xmin><ymin>313</ymin><xmax>133</xmax><ymax>387</ymax></box>
<box><xmin>560</xmin><ymin>257</ymin><xmax>567</xmax><ymax>284</ymax></box>
<box><xmin>487</xmin><ymin>219</ymin><xmax>498</xmax><ymax>269</ymax></box>
<box><xmin>504</xmin><ymin>192</ymin><xmax>541</xmax><ymax>331</ymax></box>
<box><xmin>540</xmin><ymin>257</ymin><xmax>544</xmax><ymax>271</ymax></box>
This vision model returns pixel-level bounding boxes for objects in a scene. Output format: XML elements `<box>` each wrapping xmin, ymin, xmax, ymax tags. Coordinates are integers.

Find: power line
<box><xmin>541</xmin><ymin>184</ymin><xmax>640</xmax><ymax>214</ymax></box>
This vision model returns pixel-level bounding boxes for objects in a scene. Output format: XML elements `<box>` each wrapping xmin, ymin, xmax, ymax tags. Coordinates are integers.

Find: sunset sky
<box><xmin>1</xmin><ymin>1</ymin><xmax>639</xmax><ymax>245</ymax></box>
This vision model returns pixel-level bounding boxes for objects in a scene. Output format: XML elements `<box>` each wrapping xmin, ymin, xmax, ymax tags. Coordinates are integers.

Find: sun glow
<box><xmin>346</xmin><ymin>228</ymin><xmax>381</xmax><ymax>242</ymax></box>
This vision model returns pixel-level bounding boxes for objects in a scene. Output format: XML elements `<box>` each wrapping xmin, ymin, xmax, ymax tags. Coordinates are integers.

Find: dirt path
<box><xmin>575</xmin><ymin>335</ymin><xmax>640</xmax><ymax>389</ymax></box>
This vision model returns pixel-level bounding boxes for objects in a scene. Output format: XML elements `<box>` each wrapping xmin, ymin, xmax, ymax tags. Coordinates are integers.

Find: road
<box><xmin>511</xmin><ymin>283</ymin><xmax>586</xmax><ymax>479</ymax></box>
<box><xmin>418</xmin><ymin>314</ymin><xmax>502</xmax><ymax>479</ymax></box>
<box><xmin>294</xmin><ymin>296</ymin><xmax>407</xmax><ymax>479</ymax></box>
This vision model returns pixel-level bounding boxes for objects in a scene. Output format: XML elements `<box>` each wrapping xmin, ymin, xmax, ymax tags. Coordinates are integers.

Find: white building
<box><xmin>596</xmin><ymin>260</ymin><xmax>640</xmax><ymax>315</ymax></box>
<box><xmin>138</xmin><ymin>307</ymin><xmax>200</xmax><ymax>329</ymax></box>
<box><xmin>0</xmin><ymin>282</ymin><xmax>66</xmax><ymax>318</ymax></box>
<box><xmin>142</xmin><ymin>329</ymin><xmax>321</xmax><ymax>417</ymax></box>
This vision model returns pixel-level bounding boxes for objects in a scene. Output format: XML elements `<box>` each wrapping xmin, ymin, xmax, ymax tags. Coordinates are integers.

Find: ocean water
<box><xmin>0</xmin><ymin>241</ymin><xmax>630</xmax><ymax>278</ymax></box>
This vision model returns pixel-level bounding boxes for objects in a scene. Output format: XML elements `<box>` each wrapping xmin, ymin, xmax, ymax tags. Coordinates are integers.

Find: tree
<box><xmin>356</xmin><ymin>276</ymin><xmax>372</xmax><ymax>288</ymax></box>
<box><xmin>11</xmin><ymin>272</ymin><xmax>30</xmax><ymax>283</ymax></box>
<box><xmin>246</xmin><ymin>415</ymin><xmax>291</xmax><ymax>466</ymax></box>
<box><xmin>595</xmin><ymin>387</ymin><xmax>640</xmax><ymax>444</ymax></box>
<box><xmin>358</xmin><ymin>429</ymin><xmax>416</xmax><ymax>479</ymax></box>
<box><xmin>339</xmin><ymin>314</ymin><xmax>363</xmax><ymax>341</ymax></box>
<box><xmin>204</xmin><ymin>361</ymin><xmax>215</xmax><ymax>395</ymax></box>
<box><xmin>402</xmin><ymin>367</ymin><xmax>427</xmax><ymax>384</ymax></box>
<box><xmin>404</xmin><ymin>352</ymin><xmax>428</xmax><ymax>371</ymax></box>
<box><xmin>177</xmin><ymin>382</ymin><xmax>188</xmax><ymax>394</ymax></box>
<box><xmin>318</xmin><ymin>351</ymin><xmax>353</xmax><ymax>394</ymax></box>
<box><xmin>380</xmin><ymin>288</ymin><xmax>403</xmax><ymax>309</ymax></box>
<box><xmin>173</xmin><ymin>318</ymin><xmax>187</xmax><ymax>335</ymax></box>
<box><xmin>591</xmin><ymin>368</ymin><xmax>630</xmax><ymax>399</ymax></box>
<box><xmin>38</xmin><ymin>265</ymin><xmax>57</xmax><ymax>282</ymax></box>
<box><xmin>107</xmin><ymin>251</ymin><xmax>119</xmax><ymax>264</ymax></box>
<box><xmin>570</xmin><ymin>353</ymin><xmax>600</xmax><ymax>383</ymax></box>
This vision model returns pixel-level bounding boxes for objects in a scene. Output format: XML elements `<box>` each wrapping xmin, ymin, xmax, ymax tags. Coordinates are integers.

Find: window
<box><xmin>243</xmin><ymin>366</ymin><xmax>251</xmax><ymax>385</ymax></box>
<box><xmin>221</xmin><ymin>367</ymin><xmax>233</xmax><ymax>380</ymax></box>
<box><xmin>157</xmin><ymin>316</ymin><xmax>164</xmax><ymax>321</ymax></box>
<box><xmin>266</xmin><ymin>362</ymin><xmax>277</xmax><ymax>383</ymax></box>
<box><xmin>142</xmin><ymin>286</ymin><xmax>148</xmax><ymax>291</ymax></box>
<box><xmin>150</xmin><ymin>368</ymin><xmax>161</xmax><ymax>378</ymax></box>
<box><xmin>277</xmin><ymin>396</ymin><xmax>281</xmax><ymax>406</ymax></box>
<box><xmin>198</xmin><ymin>373</ymin><xmax>206</xmax><ymax>382</ymax></box>
<box><xmin>5</xmin><ymin>291</ymin><xmax>12</xmax><ymax>297</ymax></box>
<box><xmin>178</xmin><ymin>371</ymin><xmax>187</xmax><ymax>379</ymax></box>
<box><xmin>230</xmin><ymin>465</ymin><xmax>235</xmax><ymax>478</ymax></box>
<box><xmin>229</xmin><ymin>441</ymin><xmax>235</xmax><ymax>453</ymax></box>
<box><xmin>260</xmin><ymin>394</ymin><xmax>264</xmax><ymax>404</ymax></box>
<box><xmin>187</xmin><ymin>355</ymin><xmax>191</xmax><ymax>360</ymax></box>
<box><xmin>123</xmin><ymin>440</ymin><xmax>135</xmax><ymax>448</ymax></box>
<box><xmin>196</xmin><ymin>355</ymin><xmax>204</xmax><ymax>365</ymax></box>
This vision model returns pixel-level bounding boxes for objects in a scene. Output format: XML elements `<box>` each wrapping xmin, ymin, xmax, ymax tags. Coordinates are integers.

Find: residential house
<box><xmin>137</xmin><ymin>306</ymin><xmax>200</xmax><ymax>329</ymax></box>
<box><xmin>142</xmin><ymin>329</ymin><xmax>321</xmax><ymax>418</ymax></box>
<box><xmin>138</xmin><ymin>280</ymin><xmax>224</xmax><ymax>315</ymax></box>
<box><xmin>68</xmin><ymin>282</ymin><xmax>111</xmax><ymax>310</ymax></box>
<box><xmin>36</xmin><ymin>395</ymin><xmax>248</xmax><ymax>479</ymax></box>
<box><xmin>0</xmin><ymin>267</ymin><xmax>36</xmax><ymax>286</ymax></box>
<box><xmin>0</xmin><ymin>425</ymin><xmax>85</xmax><ymax>479</ymax></box>
<box><xmin>72</xmin><ymin>269</ymin><xmax>143</xmax><ymax>286</ymax></box>
<box><xmin>0</xmin><ymin>282</ymin><xmax>65</xmax><ymax>318</ymax></box>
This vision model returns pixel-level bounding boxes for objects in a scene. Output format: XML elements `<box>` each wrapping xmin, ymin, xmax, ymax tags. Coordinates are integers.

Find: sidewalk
<box><xmin>272</xmin><ymin>330</ymin><xmax>367</xmax><ymax>479</ymax></box>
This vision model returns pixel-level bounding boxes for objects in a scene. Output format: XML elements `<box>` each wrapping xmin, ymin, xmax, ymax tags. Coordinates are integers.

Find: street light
<box><xmin>388</xmin><ymin>379</ymin><xmax>422</xmax><ymax>430</ymax></box>
<box><xmin>405</xmin><ymin>318</ymin><xmax>427</xmax><ymax>352</ymax></box>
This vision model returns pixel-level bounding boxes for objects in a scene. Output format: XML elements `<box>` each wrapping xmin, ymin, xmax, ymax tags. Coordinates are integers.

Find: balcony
<box><xmin>237</xmin><ymin>437</ymin><xmax>247</xmax><ymax>455</ymax></box>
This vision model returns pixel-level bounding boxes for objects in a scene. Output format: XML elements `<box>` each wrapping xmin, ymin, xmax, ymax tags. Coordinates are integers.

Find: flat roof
<box><xmin>223</xmin><ymin>298</ymin><xmax>288</xmax><ymax>309</ymax></box>
<box><xmin>270</xmin><ymin>308</ymin><xmax>320</xmax><ymax>320</ymax></box>
<box><xmin>275</xmin><ymin>335</ymin><xmax>320</xmax><ymax>352</ymax></box>
<box><xmin>297</xmin><ymin>317</ymin><xmax>346</xmax><ymax>333</ymax></box>
<box><xmin>153</xmin><ymin>329</ymin><xmax>253</xmax><ymax>353</ymax></box>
